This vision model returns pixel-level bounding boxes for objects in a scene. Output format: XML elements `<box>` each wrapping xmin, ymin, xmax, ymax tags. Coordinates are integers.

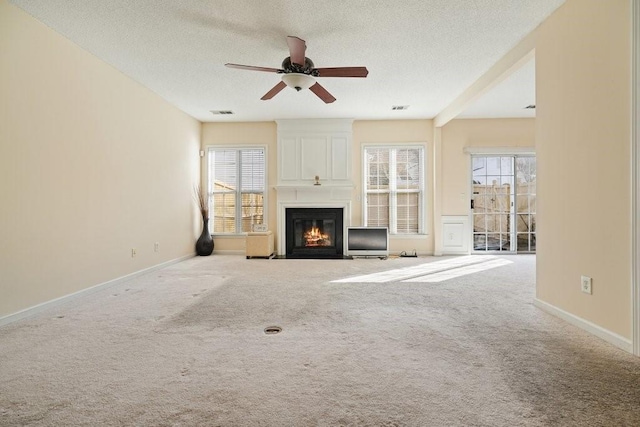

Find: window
<box><xmin>364</xmin><ymin>146</ymin><xmax>425</xmax><ymax>234</ymax></box>
<box><xmin>207</xmin><ymin>147</ymin><xmax>266</xmax><ymax>234</ymax></box>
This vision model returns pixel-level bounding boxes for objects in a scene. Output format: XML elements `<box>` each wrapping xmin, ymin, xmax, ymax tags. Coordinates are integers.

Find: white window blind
<box><xmin>364</xmin><ymin>146</ymin><xmax>424</xmax><ymax>234</ymax></box>
<box><xmin>208</xmin><ymin>147</ymin><xmax>265</xmax><ymax>234</ymax></box>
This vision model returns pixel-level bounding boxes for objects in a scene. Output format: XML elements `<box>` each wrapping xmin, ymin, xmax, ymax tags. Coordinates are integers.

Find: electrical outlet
<box><xmin>154</xmin><ymin>242</ymin><xmax>159</xmax><ymax>252</ymax></box>
<box><xmin>131</xmin><ymin>248</ymin><xmax>137</xmax><ymax>258</ymax></box>
<box><xmin>581</xmin><ymin>276</ymin><xmax>592</xmax><ymax>294</ymax></box>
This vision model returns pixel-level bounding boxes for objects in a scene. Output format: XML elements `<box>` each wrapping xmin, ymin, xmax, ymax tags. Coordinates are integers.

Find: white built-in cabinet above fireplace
<box><xmin>276</xmin><ymin>119</ymin><xmax>353</xmax><ymax>187</ymax></box>
<box><xmin>274</xmin><ymin>119</ymin><xmax>354</xmax><ymax>256</ymax></box>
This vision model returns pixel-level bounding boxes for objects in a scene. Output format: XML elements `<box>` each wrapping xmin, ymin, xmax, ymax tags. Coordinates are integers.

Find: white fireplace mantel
<box><xmin>275</xmin><ymin>184</ymin><xmax>353</xmax><ymax>255</ymax></box>
<box><xmin>275</xmin><ymin>119</ymin><xmax>355</xmax><ymax>255</ymax></box>
<box><xmin>274</xmin><ymin>184</ymin><xmax>354</xmax><ymax>201</ymax></box>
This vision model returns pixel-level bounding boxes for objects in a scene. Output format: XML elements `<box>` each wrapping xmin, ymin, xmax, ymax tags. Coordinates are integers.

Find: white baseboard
<box><xmin>214</xmin><ymin>250</ymin><xmax>246</xmax><ymax>255</ymax></box>
<box><xmin>0</xmin><ymin>253</ymin><xmax>195</xmax><ymax>328</ymax></box>
<box><xmin>534</xmin><ymin>298</ymin><xmax>632</xmax><ymax>353</ymax></box>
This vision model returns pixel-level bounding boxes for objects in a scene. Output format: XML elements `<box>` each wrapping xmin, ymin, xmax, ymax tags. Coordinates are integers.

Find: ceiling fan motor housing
<box><xmin>281</xmin><ymin>57</ymin><xmax>316</xmax><ymax>75</ymax></box>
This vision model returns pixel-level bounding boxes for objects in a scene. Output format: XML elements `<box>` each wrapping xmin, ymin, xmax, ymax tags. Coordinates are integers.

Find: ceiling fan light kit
<box><xmin>225</xmin><ymin>36</ymin><xmax>368</xmax><ymax>104</ymax></box>
<box><xmin>281</xmin><ymin>73</ymin><xmax>315</xmax><ymax>91</ymax></box>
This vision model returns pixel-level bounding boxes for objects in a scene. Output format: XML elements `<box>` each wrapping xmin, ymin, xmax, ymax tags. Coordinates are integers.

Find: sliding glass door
<box><xmin>515</xmin><ymin>156</ymin><xmax>536</xmax><ymax>252</ymax></box>
<box><xmin>471</xmin><ymin>155</ymin><xmax>536</xmax><ymax>253</ymax></box>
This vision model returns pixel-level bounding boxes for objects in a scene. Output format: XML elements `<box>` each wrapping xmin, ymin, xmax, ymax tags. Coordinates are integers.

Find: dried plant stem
<box><xmin>194</xmin><ymin>185</ymin><xmax>208</xmax><ymax>218</ymax></box>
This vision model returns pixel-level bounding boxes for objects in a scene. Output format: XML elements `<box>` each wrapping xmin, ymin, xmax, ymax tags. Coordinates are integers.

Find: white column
<box><xmin>433</xmin><ymin>127</ymin><xmax>443</xmax><ymax>256</ymax></box>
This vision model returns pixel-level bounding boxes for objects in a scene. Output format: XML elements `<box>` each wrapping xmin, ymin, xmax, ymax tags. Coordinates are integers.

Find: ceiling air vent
<box><xmin>524</xmin><ymin>104</ymin><xmax>536</xmax><ymax>109</ymax></box>
<box><xmin>392</xmin><ymin>105</ymin><xmax>409</xmax><ymax>111</ymax></box>
<box><xmin>211</xmin><ymin>110</ymin><xmax>234</xmax><ymax>115</ymax></box>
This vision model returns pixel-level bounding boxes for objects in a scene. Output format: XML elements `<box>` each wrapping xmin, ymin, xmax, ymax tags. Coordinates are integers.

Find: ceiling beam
<box><xmin>433</xmin><ymin>29</ymin><xmax>537</xmax><ymax>128</ymax></box>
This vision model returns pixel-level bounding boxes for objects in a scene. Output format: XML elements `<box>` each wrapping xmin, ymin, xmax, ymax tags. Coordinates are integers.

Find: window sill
<box><xmin>211</xmin><ymin>234</ymin><xmax>249</xmax><ymax>239</ymax></box>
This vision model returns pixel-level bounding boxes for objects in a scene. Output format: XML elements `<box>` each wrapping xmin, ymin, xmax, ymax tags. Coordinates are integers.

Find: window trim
<box><xmin>206</xmin><ymin>144</ymin><xmax>268</xmax><ymax>236</ymax></box>
<box><xmin>362</xmin><ymin>143</ymin><xmax>427</xmax><ymax>236</ymax></box>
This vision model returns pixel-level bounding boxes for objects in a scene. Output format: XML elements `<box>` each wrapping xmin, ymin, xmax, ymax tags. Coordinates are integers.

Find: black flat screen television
<box><xmin>347</xmin><ymin>227</ymin><xmax>389</xmax><ymax>257</ymax></box>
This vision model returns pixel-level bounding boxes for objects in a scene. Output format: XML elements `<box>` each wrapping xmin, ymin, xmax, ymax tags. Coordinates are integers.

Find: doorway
<box><xmin>471</xmin><ymin>155</ymin><xmax>536</xmax><ymax>253</ymax></box>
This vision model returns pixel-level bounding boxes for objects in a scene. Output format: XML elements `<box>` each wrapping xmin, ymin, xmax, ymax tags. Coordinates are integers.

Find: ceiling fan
<box><xmin>225</xmin><ymin>36</ymin><xmax>368</xmax><ymax>104</ymax></box>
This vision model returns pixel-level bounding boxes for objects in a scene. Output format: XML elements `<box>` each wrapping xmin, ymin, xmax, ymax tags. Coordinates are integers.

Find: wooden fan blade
<box><xmin>225</xmin><ymin>63</ymin><xmax>281</xmax><ymax>73</ymax></box>
<box><xmin>314</xmin><ymin>67</ymin><xmax>369</xmax><ymax>78</ymax></box>
<box><xmin>287</xmin><ymin>36</ymin><xmax>306</xmax><ymax>66</ymax></box>
<box><xmin>309</xmin><ymin>82</ymin><xmax>336</xmax><ymax>104</ymax></box>
<box><xmin>261</xmin><ymin>81</ymin><xmax>287</xmax><ymax>100</ymax></box>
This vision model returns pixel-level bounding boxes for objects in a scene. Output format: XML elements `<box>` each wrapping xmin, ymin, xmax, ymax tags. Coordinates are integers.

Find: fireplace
<box><xmin>285</xmin><ymin>208</ymin><xmax>344</xmax><ymax>258</ymax></box>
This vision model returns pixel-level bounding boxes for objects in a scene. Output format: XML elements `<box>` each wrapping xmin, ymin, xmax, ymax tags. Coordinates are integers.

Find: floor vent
<box><xmin>264</xmin><ymin>326</ymin><xmax>282</xmax><ymax>335</ymax></box>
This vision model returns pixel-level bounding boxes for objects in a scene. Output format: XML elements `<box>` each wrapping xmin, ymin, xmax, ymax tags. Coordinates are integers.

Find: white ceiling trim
<box><xmin>434</xmin><ymin>30</ymin><xmax>537</xmax><ymax>127</ymax></box>
<box><xmin>463</xmin><ymin>146</ymin><xmax>535</xmax><ymax>155</ymax></box>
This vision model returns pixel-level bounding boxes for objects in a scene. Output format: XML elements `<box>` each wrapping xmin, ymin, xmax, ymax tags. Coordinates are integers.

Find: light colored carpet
<box><xmin>1</xmin><ymin>255</ymin><xmax>639</xmax><ymax>426</ymax></box>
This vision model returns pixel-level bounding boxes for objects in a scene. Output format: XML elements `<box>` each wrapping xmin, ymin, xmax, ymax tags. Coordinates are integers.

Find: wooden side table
<box><xmin>246</xmin><ymin>231</ymin><xmax>274</xmax><ymax>259</ymax></box>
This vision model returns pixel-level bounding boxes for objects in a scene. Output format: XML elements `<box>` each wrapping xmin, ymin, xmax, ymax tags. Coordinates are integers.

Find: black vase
<box><xmin>196</xmin><ymin>217</ymin><xmax>214</xmax><ymax>256</ymax></box>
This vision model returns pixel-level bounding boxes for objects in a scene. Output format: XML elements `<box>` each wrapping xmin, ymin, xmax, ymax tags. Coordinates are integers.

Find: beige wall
<box><xmin>201</xmin><ymin>120</ymin><xmax>435</xmax><ymax>255</ymax></box>
<box><xmin>440</xmin><ymin>119</ymin><xmax>536</xmax><ymax>215</ymax></box>
<box><xmin>0</xmin><ymin>1</ymin><xmax>201</xmax><ymax>318</ymax></box>
<box><xmin>200</xmin><ymin>122</ymin><xmax>278</xmax><ymax>253</ymax></box>
<box><xmin>354</xmin><ymin>120</ymin><xmax>434</xmax><ymax>254</ymax></box>
<box><xmin>536</xmin><ymin>0</ymin><xmax>632</xmax><ymax>338</ymax></box>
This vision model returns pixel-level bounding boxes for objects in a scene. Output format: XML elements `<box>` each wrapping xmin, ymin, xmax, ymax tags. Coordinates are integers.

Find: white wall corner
<box><xmin>432</xmin><ymin>127</ymin><xmax>444</xmax><ymax>256</ymax></box>
<box><xmin>534</xmin><ymin>298</ymin><xmax>633</xmax><ymax>354</ymax></box>
<box><xmin>632</xmin><ymin>0</ymin><xmax>640</xmax><ymax>357</ymax></box>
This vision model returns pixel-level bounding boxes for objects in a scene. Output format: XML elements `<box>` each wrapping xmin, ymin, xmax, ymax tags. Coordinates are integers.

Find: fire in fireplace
<box><xmin>304</xmin><ymin>223</ymin><xmax>332</xmax><ymax>247</ymax></box>
<box><xmin>285</xmin><ymin>208</ymin><xmax>343</xmax><ymax>258</ymax></box>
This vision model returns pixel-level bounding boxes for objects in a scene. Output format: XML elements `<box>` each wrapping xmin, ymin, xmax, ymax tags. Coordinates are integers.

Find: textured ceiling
<box><xmin>10</xmin><ymin>0</ymin><xmax>564</xmax><ymax>122</ymax></box>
